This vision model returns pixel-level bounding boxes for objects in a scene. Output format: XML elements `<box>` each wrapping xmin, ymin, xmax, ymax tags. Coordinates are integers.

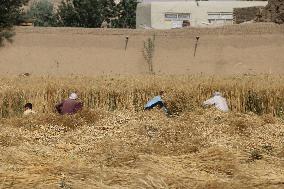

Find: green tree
<box><xmin>72</xmin><ymin>0</ymin><xmax>103</xmax><ymax>27</ymax></box>
<box><xmin>100</xmin><ymin>0</ymin><xmax>117</xmax><ymax>24</ymax></box>
<box><xmin>0</xmin><ymin>0</ymin><xmax>28</xmax><ymax>46</ymax></box>
<box><xmin>56</xmin><ymin>0</ymin><xmax>80</xmax><ymax>27</ymax></box>
<box><xmin>113</xmin><ymin>0</ymin><xmax>139</xmax><ymax>28</ymax></box>
<box><xmin>57</xmin><ymin>0</ymin><xmax>116</xmax><ymax>28</ymax></box>
<box><xmin>56</xmin><ymin>0</ymin><xmax>139</xmax><ymax>28</ymax></box>
<box><xmin>26</xmin><ymin>0</ymin><xmax>56</xmax><ymax>27</ymax></box>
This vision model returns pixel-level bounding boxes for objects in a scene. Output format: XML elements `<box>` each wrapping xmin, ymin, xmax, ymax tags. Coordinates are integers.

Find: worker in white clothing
<box><xmin>203</xmin><ymin>92</ymin><xmax>229</xmax><ymax>112</ymax></box>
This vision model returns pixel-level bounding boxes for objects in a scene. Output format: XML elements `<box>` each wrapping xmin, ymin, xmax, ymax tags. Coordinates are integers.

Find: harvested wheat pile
<box><xmin>0</xmin><ymin>109</ymin><xmax>284</xmax><ymax>188</ymax></box>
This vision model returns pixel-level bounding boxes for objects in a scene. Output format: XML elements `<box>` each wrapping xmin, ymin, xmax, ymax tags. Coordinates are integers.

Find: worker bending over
<box><xmin>144</xmin><ymin>91</ymin><xmax>170</xmax><ymax>115</ymax></box>
<box><xmin>55</xmin><ymin>93</ymin><xmax>83</xmax><ymax>115</ymax></box>
<box><xmin>203</xmin><ymin>92</ymin><xmax>229</xmax><ymax>112</ymax></box>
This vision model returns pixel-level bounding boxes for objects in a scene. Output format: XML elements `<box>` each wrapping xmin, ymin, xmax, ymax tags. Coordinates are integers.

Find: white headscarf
<box><xmin>69</xmin><ymin>93</ymin><xmax>78</xmax><ymax>100</ymax></box>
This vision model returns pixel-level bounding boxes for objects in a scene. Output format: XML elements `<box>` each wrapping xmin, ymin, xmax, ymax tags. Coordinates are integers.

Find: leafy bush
<box><xmin>0</xmin><ymin>0</ymin><xmax>28</xmax><ymax>46</ymax></box>
<box><xmin>112</xmin><ymin>0</ymin><xmax>139</xmax><ymax>28</ymax></box>
<box><xmin>56</xmin><ymin>0</ymin><xmax>116</xmax><ymax>28</ymax></box>
<box><xmin>143</xmin><ymin>34</ymin><xmax>156</xmax><ymax>74</ymax></box>
<box><xmin>56</xmin><ymin>0</ymin><xmax>138</xmax><ymax>28</ymax></box>
<box><xmin>56</xmin><ymin>0</ymin><xmax>80</xmax><ymax>27</ymax></box>
<box><xmin>26</xmin><ymin>0</ymin><xmax>56</xmax><ymax>27</ymax></box>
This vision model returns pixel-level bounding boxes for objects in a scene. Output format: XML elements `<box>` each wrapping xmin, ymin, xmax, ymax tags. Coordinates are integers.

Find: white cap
<box><xmin>69</xmin><ymin>93</ymin><xmax>78</xmax><ymax>100</ymax></box>
<box><xmin>213</xmin><ymin>92</ymin><xmax>222</xmax><ymax>96</ymax></box>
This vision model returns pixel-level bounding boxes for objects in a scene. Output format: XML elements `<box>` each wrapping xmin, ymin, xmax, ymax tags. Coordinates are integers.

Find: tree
<box><xmin>0</xmin><ymin>0</ymin><xmax>28</xmax><ymax>46</ymax></box>
<box><xmin>26</xmin><ymin>0</ymin><xmax>56</xmax><ymax>27</ymax></box>
<box><xmin>72</xmin><ymin>0</ymin><xmax>103</xmax><ymax>27</ymax></box>
<box><xmin>56</xmin><ymin>0</ymin><xmax>80</xmax><ymax>27</ymax></box>
<box><xmin>57</xmin><ymin>0</ymin><xmax>116</xmax><ymax>28</ymax></box>
<box><xmin>100</xmin><ymin>0</ymin><xmax>117</xmax><ymax>24</ymax></box>
<box><xmin>56</xmin><ymin>0</ymin><xmax>139</xmax><ymax>28</ymax></box>
<box><xmin>112</xmin><ymin>0</ymin><xmax>139</xmax><ymax>28</ymax></box>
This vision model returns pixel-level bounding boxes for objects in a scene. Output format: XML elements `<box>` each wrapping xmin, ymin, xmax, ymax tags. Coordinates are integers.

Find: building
<box><xmin>136</xmin><ymin>1</ymin><xmax>268</xmax><ymax>29</ymax></box>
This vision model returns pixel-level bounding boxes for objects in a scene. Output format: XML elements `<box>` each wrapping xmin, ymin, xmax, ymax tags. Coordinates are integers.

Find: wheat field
<box><xmin>0</xmin><ymin>75</ymin><xmax>284</xmax><ymax>188</ymax></box>
<box><xmin>1</xmin><ymin>75</ymin><xmax>284</xmax><ymax>117</ymax></box>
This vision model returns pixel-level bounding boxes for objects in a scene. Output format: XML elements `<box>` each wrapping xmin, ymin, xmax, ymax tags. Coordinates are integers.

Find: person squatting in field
<box><xmin>203</xmin><ymin>92</ymin><xmax>229</xmax><ymax>112</ymax></box>
<box><xmin>144</xmin><ymin>91</ymin><xmax>171</xmax><ymax>116</ymax></box>
<box><xmin>23</xmin><ymin>103</ymin><xmax>36</xmax><ymax>116</ymax></box>
<box><xmin>55</xmin><ymin>93</ymin><xmax>83</xmax><ymax>115</ymax></box>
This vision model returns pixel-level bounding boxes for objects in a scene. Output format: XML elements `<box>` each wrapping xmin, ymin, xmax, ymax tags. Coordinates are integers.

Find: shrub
<box><xmin>112</xmin><ymin>0</ymin><xmax>139</xmax><ymax>28</ymax></box>
<box><xmin>26</xmin><ymin>0</ymin><xmax>56</xmax><ymax>27</ymax></box>
<box><xmin>143</xmin><ymin>34</ymin><xmax>156</xmax><ymax>74</ymax></box>
<box><xmin>56</xmin><ymin>0</ymin><xmax>116</xmax><ymax>28</ymax></box>
<box><xmin>0</xmin><ymin>0</ymin><xmax>27</xmax><ymax>46</ymax></box>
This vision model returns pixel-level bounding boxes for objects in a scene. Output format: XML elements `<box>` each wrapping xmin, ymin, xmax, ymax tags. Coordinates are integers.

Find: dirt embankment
<box><xmin>0</xmin><ymin>24</ymin><xmax>284</xmax><ymax>76</ymax></box>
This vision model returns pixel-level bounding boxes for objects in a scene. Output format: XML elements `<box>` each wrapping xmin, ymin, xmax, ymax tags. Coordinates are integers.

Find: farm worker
<box><xmin>55</xmin><ymin>93</ymin><xmax>83</xmax><ymax>115</ymax></box>
<box><xmin>144</xmin><ymin>91</ymin><xmax>170</xmax><ymax>115</ymax></box>
<box><xmin>23</xmin><ymin>103</ymin><xmax>36</xmax><ymax>116</ymax></box>
<box><xmin>203</xmin><ymin>92</ymin><xmax>229</xmax><ymax>112</ymax></box>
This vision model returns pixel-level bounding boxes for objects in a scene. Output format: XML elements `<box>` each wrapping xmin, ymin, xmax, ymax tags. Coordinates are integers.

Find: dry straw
<box><xmin>1</xmin><ymin>108</ymin><xmax>284</xmax><ymax>188</ymax></box>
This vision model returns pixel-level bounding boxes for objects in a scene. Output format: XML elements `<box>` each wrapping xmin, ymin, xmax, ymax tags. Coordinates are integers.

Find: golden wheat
<box><xmin>1</xmin><ymin>75</ymin><xmax>284</xmax><ymax>117</ymax></box>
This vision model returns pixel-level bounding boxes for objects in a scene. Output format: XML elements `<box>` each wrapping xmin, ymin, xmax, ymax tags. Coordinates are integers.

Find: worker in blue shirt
<box><xmin>144</xmin><ymin>91</ymin><xmax>170</xmax><ymax>115</ymax></box>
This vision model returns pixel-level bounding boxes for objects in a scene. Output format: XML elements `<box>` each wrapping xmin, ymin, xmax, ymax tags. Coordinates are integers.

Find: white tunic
<box><xmin>23</xmin><ymin>109</ymin><xmax>36</xmax><ymax>116</ymax></box>
<box><xmin>203</xmin><ymin>95</ymin><xmax>229</xmax><ymax>112</ymax></box>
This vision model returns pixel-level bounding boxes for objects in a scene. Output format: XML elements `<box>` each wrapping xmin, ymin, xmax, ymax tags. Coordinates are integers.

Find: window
<box><xmin>208</xmin><ymin>12</ymin><xmax>233</xmax><ymax>24</ymax></box>
<box><xmin>177</xmin><ymin>13</ymin><xmax>190</xmax><ymax>20</ymax></box>
<box><xmin>165</xmin><ymin>13</ymin><xmax>190</xmax><ymax>21</ymax></box>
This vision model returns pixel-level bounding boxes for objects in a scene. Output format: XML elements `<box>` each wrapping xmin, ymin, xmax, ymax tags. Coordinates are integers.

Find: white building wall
<box><xmin>136</xmin><ymin>3</ymin><xmax>152</xmax><ymax>29</ymax></box>
<box><xmin>137</xmin><ymin>1</ymin><xmax>268</xmax><ymax>29</ymax></box>
<box><xmin>151</xmin><ymin>2</ymin><xmax>196</xmax><ymax>29</ymax></box>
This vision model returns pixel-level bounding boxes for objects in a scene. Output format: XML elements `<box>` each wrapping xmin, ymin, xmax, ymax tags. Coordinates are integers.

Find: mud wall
<box><xmin>0</xmin><ymin>24</ymin><xmax>284</xmax><ymax>76</ymax></box>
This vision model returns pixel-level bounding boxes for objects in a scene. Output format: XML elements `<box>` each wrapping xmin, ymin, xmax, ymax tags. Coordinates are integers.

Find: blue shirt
<box><xmin>144</xmin><ymin>96</ymin><xmax>163</xmax><ymax>108</ymax></box>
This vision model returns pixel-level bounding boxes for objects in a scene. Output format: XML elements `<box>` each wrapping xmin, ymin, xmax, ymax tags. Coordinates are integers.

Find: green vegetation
<box><xmin>24</xmin><ymin>0</ymin><xmax>139</xmax><ymax>28</ymax></box>
<box><xmin>0</xmin><ymin>0</ymin><xmax>28</xmax><ymax>46</ymax></box>
<box><xmin>56</xmin><ymin>0</ymin><xmax>113</xmax><ymax>27</ymax></box>
<box><xmin>143</xmin><ymin>34</ymin><xmax>156</xmax><ymax>74</ymax></box>
<box><xmin>112</xmin><ymin>0</ymin><xmax>139</xmax><ymax>29</ymax></box>
<box><xmin>26</xmin><ymin>0</ymin><xmax>56</xmax><ymax>27</ymax></box>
